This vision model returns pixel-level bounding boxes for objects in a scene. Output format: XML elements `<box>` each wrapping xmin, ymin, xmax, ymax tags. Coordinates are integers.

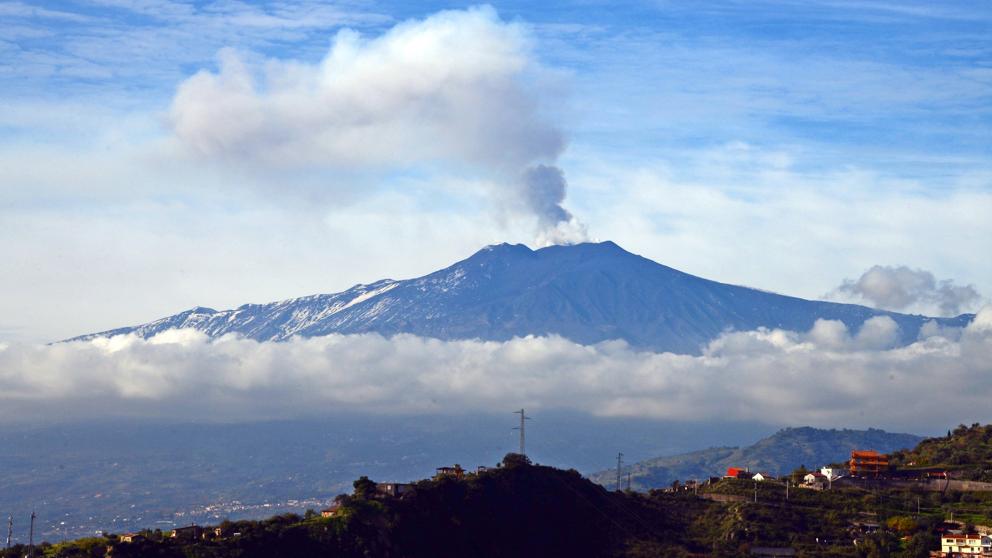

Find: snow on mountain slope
<box><xmin>67</xmin><ymin>242</ymin><xmax>974</xmax><ymax>354</ymax></box>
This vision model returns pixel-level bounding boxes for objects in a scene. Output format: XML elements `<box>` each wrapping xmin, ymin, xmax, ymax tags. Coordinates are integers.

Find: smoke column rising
<box><xmin>522</xmin><ymin>164</ymin><xmax>588</xmax><ymax>246</ymax></box>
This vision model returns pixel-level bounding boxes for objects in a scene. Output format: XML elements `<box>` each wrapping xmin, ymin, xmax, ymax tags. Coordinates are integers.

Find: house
<box><xmin>118</xmin><ymin>533</ymin><xmax>145</xmax><ymax>543</ymax></box>
<box><xmin>725</xmin><ymin>467</ymin><xmax>750</xmax><ymax>479</ymax></box>
<box><xmin>321</xmin><ymin>503</ymin><xmax>342</xmax><ymax>518</ymax></box>
<box><xmin>752</xmin><ymin>472</ymin><xmax>773</xmax><ymax>482</ymax></box>
<box><xmin>435</xmin><ymin>464</ymin><xmax>466</xmax><ymax>480</ymax></box>
<box><xmin>850</xmin><ymin>450</ymin><xmax>889</xmax><ymax>477</ymax></box>
<box><xmin>803</xmin><ymin>472</ymin><xmax>828</xmax><ymax>490</ymax></box>
<box><xmin>820</xmin><ymin>467</ymin><xmax>844</xmax><ymax>481</ymax></box>
<box><xmin>375</xmin><ymin>482</ymin><xmax>415</xmax><ymax>498</ymax></box>
<box><xmin>940</xmin><ymin>534</ymin><xmax>992</xmax><ymax>556</ymax></box>
<box><xmin>170</xmin><ymin>525</ymin><xmax>203</xmax><ymax>540</ymax></box>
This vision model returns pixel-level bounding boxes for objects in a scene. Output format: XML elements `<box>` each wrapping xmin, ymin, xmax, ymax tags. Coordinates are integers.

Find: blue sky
<box><xmin>1</xmin><ymin>0</ymin><xmax>990</xmax><ymax>341</ymax></box>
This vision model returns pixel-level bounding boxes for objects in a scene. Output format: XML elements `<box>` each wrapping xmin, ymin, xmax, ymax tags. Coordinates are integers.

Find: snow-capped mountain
<box><xmin>68</xmin><ymin>241</ymin><xmax>973</xmax><ymax>354</ymax></box>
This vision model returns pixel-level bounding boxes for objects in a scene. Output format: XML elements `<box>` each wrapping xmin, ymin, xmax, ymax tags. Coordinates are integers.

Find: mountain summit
<box><xmin>68</xmin><ymin>241</ymin><xmax>972</xmax><ymax>354</ymax></box>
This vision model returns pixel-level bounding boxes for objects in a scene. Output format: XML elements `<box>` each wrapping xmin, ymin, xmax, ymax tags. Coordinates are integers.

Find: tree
<box><xmin>501</xmin><ymin>453</ymin><xmax>532</xmax><ymax>468</ymax></box>
<box><xmin>791</xmin><ymin>465</ymin><xmax>810</xmax><ymax>485</ymax></box>
<box><xmin>885</xmin><ymin>515</ymin><xmax>916</xmax><ymax>535</ymax></box>
<box><xmin>353</xmin><ymin>476</ymin><xmax>377</xmax><ymax>499</ymax></box>
<box><xmin>859</xmin><ymin>530</ymin><xmax>898</xmax><ymax>558</ymax></box>
<box><xmin>904</xmin><ymin>532</ymin><xmax>933</xmax><ymax>558</ymax></box>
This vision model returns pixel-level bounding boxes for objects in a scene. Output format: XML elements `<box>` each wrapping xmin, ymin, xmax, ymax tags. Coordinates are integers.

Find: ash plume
<box><xmin>169</xmin><ymin>6</ymin><xmax>588</xmax><ymax>245</ymax></box>
<box><xmin>521</xmin><ymin>164</ymin><xmax>588</xmax><ymax>246</ymax></box>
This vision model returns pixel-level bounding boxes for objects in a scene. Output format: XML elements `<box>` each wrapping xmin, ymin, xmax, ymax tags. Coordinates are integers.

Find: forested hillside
<box><xmin>890</xmin><ymin>423</ymin><xmax>992</xmax><ymax>481</ymax></box>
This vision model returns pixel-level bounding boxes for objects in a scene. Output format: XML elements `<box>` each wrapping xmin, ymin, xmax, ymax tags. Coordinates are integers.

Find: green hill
<box><xmin>593</xmin><ymin>427</ymin><xmax>922</xmax><ymax>489</ymax></box>
<box><xmin>890</xmin><ymin>423</ymin><xmax>992</xmax><ymax>481</ymax></box>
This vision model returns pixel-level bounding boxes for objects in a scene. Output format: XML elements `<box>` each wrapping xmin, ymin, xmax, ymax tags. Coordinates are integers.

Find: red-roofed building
<box><xmin>850</xmin><ymin>450</ymin><xmax>889</xmax><ymax>477</ymax></box>
<box><xmin>725</xmin><ymin>467</ymin><xmax>749</xmax><ymax>479</ymax></box>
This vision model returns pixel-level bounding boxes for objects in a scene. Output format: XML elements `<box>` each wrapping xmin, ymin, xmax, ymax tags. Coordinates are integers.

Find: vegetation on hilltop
<box><xmin>3</xmin><ymin>454</ymin><xmax>711</xmax><ymax>558</ymax></box>
<box><xmin>889</xmin><ymin>423</ymin><xmax>992</xmax><ymax>481</ymax></box>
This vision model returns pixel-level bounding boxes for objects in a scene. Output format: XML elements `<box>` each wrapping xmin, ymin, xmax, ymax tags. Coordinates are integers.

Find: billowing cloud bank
<box><xmin>170</xmin><ymin>6</ymin><xmax>586</xmax><ymax>243</ymax></box>
<box><xmin>829</xmin><ymin>265</ymin><xmax>983</xmax><ymax>316</ymax></box>
<box><xmin>172</xmin><ymin>6</ymin><xmax>556</xmax><ymax>169</ymax></box>
<box><xmin>2</xmin><ymin>310</ymin><xmax>990</xmax><ymax>429</ymax></box>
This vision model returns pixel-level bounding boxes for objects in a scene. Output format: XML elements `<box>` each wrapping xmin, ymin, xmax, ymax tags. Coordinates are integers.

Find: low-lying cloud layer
<box><xmin>830</xmin><ymin>265</ymin><xmax>983</xmax><ymax>316</ymax></box>
<box><xmin>170</xmin><ymin>6</ymin><xmax>586</xmax><ymax>243</ymax></box>
<box><xmin>2</xmin><ymin>309</ymin><xmax>990</xmax><ymax>430</ymax></box>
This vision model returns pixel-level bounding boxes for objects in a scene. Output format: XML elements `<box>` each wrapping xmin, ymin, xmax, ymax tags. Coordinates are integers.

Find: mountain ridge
<box><xmin>591</xmin><ymin>426</ymin><xmax>924</xmax><ymax>490</ymax></box>
<box><xmin>67</xmin><ymin>241</ymin><xmax>974</xmax><ymax>354</ymax></box>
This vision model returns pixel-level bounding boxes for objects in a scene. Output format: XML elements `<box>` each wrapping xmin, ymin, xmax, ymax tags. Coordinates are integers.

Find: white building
<box><xmin>803</xmin><ymin>472</ymin><xmax>828</xmax><ymax>490</ymax></box>
<box><xmin>820</xmin><ymin>467</ymin><xmax>844</xmax><ymax>481</ymax></box>
<box><xmin>941</xmin><ymin>534</ymin><xmax>992</xmax><ymax>555</ymax></box>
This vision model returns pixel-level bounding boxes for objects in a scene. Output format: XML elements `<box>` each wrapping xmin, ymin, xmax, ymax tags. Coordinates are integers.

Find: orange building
<box><xmin>850</xmin><ymin>450</ymin><xmax>889</xmax><ymax>477</ymax></box>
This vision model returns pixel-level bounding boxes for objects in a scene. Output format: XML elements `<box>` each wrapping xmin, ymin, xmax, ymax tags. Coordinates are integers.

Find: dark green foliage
<box><xmin>889</xmin><ymin>423</ymin><xmax>992</xmax><ymax>481</ymax></box>
<box><xmin>352</xmin><ymin>475</ymin><xmax>377</xmax><ymax>499</ymax></box>
<box><xmin>501</xmin><ymin>452</ymin><xmax>532</xmax><ymax>468</ymax></box>
<box><xmin>22</xmin><ymin>463</ymin><xmax>711</xmax><ymax>558</ymax></box>
<box><xmin>857</xmin><ymin>530</ymin><xmax>899</xmax><ymax>558</ymax></box>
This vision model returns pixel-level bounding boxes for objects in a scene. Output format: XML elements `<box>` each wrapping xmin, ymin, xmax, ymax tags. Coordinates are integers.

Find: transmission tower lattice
<box><xmin>616</xmin><ymin>452</ymin><xmax>624</xmax><ymax>492</ymax></box>
<box><xmin>512</xmin><ymin>409</ymin><xmax>531</xmax><ymax>457</ymax></box>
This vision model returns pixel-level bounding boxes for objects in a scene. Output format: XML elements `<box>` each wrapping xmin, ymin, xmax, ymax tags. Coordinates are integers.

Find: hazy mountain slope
<box><xmin>68</xmin><ymin>241</ymin><xmax>973</xmax><ymax>354</ymax></box>
<box><xmin>591</xmin><ymin>427</ymin><xmax>924</xmax><ymax>490</ymax></box>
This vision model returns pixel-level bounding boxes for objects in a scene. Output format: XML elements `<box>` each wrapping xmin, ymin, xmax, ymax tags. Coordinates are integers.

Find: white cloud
<box><xmin>171</xmin><ymin>6</ymin><xmax>560</xmax><ymax>169</ymax></box>
<box><xmin>829</xmin><ymin>265</ymin><xmax>984</xmax><ymax>316</ymax></box>
<box><xmin>169</xmin><ymin>6</ymin><xmax>584</xmax><ymax>241</ymax></box>
<box><xmin>565</xmin><ymin>154</ymin><xmax>992</xmax><ymax>308</ymax></box>
<box><xmin>1</xmin><ymin>310</ymin><xmax>990</xmax><ymax>430</ymax></box>
<box><xmin>0</xmin><ymin>1</ymin><xmax>94</xmax><ymax>22</ymax></box>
